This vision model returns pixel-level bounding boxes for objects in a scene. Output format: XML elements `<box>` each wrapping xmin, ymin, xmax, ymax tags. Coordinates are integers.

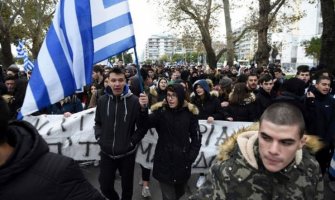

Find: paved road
<box><xmin>81</xmin><ymin>163</ymin><xmax>335</xmax><ymax>200</ymax></box>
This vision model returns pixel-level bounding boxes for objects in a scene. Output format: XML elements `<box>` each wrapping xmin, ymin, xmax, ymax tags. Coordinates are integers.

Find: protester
<box><xmin>255</xmin><ymin>74</ymin><xmax>276</xmax><ymax>118</ymax></box>
<box><xmin>296</xmin><ymin>65</ymin><xmax>311</xmax><ymax>93</ymax></box>
<box><xmin>191</xmin><ymin>79</ymin><xmax>226</xmax><ymax>124</ymax></box>
<box><xmin>0</xmin><ymin>96</ymin><xmax>104</xmax><ymax>200</ymax></box>
<box><xmin>92</xmin><ymin>65</ymin><xmax>105</xmax><ymax>90</ymax></box>
<box><xmin>3</xmin><ymin>75</ymin><xmax>26</xmax><ymax>119</ymax></box>
<box><xmin>94</xmin><ymin>67</ymin><xmax>148</xmax><ymax>200</ymax></box>
<box><xmin>148</xmin><ymin>83</ymin><xmax>202</xmax><ymax>200</ymax></box>
<box><xmin>190</xmin><ymin>102</ymin><xmax>324</xmax><ymax>200</ymax></box>
<box><xmin>46</xmin><ymin>95</ymin><xmax>83</xmax><ymax>117</ymax></box>
<box><xmin>307</xmin><ymin>76</ymin><xmax>335</xmax><ymax>176</ymax></box>
<box><xmin>224</xmin><ymin>82</ymin><xmax>257</xmax><ymax>122</ymax></box>
<box><xmin>191</xmin><ymin>79</ymin><xmax>227</xmax><ymax>187</ymax></box>
<box><xmin>88</xmin><ymin>75</ymin><xmax>109</xmax><ymax>108</ymax></box>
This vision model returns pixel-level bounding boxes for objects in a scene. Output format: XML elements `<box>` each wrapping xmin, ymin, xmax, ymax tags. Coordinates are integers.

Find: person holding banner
<box><xmin>94</xmin><ymin>67</ymin><xmax>149</xmax><ymax>200</ymax></box>
<box><xmin>0</xmin><ymin>96</ymin><xmax>104</xmax><ymax>200</ymax></box>
<box><xmin>190</xmin><ymin>102</ymin><xmax>324</xmax><ymax>200</ymax></box>
<box><xmin>148</xmin><ymin>83</ymin><xmax>202</xmax><ymax>200</ymax></box>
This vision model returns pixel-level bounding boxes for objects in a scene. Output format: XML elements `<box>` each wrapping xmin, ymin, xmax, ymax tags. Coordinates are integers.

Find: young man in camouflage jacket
<box><xmin>190</xmin><ymin>102</ymin><xmax>324</xmax><ymax>200</ymax></box>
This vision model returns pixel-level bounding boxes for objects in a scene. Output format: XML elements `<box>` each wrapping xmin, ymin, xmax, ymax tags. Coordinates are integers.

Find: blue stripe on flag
<box><xmin>75</xmin><ymin>0</ymin><xmax>94</xmax><ymax>85</ymax></box>
<box><xmin>103</xmin><ymin>0</ymin><xmax>127</xmax><ymax>8</ymax></box>
<box><xmin>92</xmin><ymin>13</ymin><xmax>132</xmax><ymax>39</ymax></box>
<box><xmin>93</xmin><ymin>36</ymin><xmax>135</xmax><ymax>63</ymax></box>
<box><xmin>60</xmin><ymin>0</ymin><xmax>73</xmax><ymax>63</ymax></box>
<box><xmin>29</xmin><ymin>62</ymin><xmax>51</xmax><ymax>110</ymax></box>
<box><xmin>46</xmin><ymin>23</ymin><xmax>76</xmax><ymax>97</ymax></box>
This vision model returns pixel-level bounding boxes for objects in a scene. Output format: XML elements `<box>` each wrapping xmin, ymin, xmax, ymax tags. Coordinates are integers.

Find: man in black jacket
<box><xmin>95</xmin><ymin>67</ymin><xmax>149</xmax><ymax>200</ymax></box>
<box><xmin>308</xmin><ymin>75</ymin><xmax>335</xmax><ymax>175</ymax></box>
<box><xmin>0</xmin><ymin>96</ymin><xmax>104</xmax><ymax>200</ymax></box>
<box><xmin>256</xmin><ymin>74</ymin><xmax>276</xmax><ymax>119</ymax></box>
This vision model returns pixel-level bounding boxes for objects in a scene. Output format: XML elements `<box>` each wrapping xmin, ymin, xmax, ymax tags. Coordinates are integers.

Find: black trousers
<box><xmin>99</xmin><ymin>152</ymin><xmax>136</xmax><ymax>200</ymax></box>
<box><xmin>159</xmin><ymin>181</ymin><xmax>186</xmax><ymax>200</ymax></box>
<box><xmin>316</xmin><ymin>143</ymin><xmax>334</xmax><ymax>175</ymax></box>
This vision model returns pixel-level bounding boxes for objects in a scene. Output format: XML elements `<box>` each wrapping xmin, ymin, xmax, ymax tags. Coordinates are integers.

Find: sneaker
<box><xmin>196</xmin><ymin>175</ymin><xmax>206</xmax><ymax>188</ymax></box>
<box><xmin>142</xmin><ymin>186</ymin><xmax>151</xmax><ymax>198</ymax></box>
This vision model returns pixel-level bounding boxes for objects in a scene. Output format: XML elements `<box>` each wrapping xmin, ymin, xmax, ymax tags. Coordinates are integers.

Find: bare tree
<box><xmin>151</xmin><ymin>0</ymin><xmax>226</xmax><ymax>68</ymax></box>
<box><xmin>0</xmin><ymin>0</ymin><xmax>25</xmax><ymax>68</ymax></box>
<box><xmin>254</xmin><ymin>0</ymin><xmax>286</xmax><ymax>67</ymax></box>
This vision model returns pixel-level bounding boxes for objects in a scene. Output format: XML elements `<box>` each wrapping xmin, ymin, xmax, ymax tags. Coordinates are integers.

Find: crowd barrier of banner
<box><xmin>24</xmin><ymin>108</ymin><xmax>253</xmax><ymax>173</ymax></box>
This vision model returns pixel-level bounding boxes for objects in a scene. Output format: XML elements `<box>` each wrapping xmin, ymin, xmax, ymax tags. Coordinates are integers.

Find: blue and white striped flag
<box><xmin>16</xmin><ymin>41</ymin><xmax>26</xmax><ymax>59</ymax></box>
<box><xmin>20</xmin><ymin>0</ymin><xmax>136</xmax><ymax>117</ymax></box>
<box><xmin>16</xmin><ymin>40</ymin><xmax>35</xmax><ymax>73</ymax></box>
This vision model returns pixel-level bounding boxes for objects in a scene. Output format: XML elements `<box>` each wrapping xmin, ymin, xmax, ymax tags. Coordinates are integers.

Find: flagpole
<box><xmin>133</xmin><ymin>46</ymin><xmax>144</xmax><ymax>93</ymax></box>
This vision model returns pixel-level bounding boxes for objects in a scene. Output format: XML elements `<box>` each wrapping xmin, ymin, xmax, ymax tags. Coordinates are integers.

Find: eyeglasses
<box><xmin>167</xmin><ymin>93</ymin><xmax>177</xmax><ymax>99</ymax></box>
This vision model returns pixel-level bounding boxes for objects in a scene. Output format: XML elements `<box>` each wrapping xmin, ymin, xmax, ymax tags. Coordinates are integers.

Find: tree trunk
<box><xmin>223</xmin><ymin>0</ymin><xmax>234</xmax><ymax>67</ymax></box>
<box><xmin>255</xmin><ymin>0</ymin><xmax>271</xmax><ymax>67</ymax></box>
<box><xmin>198</xmin><ymin>23</ymin><xmax>217</xmax><ymax>69</ymax></box>
<box><xmin>202</xmin><ymin>37</ymin><xmax>217</xmax><ymax>69</ymax></box>
<box><xmin>0</xmin><ymin>31</ymin><xmax>13</xmax><ymax>69</ymax></box>
<box><xmin>319</xmin><ymin>0</ymin><xmax>335</xmax><ymax>74</ymax></box>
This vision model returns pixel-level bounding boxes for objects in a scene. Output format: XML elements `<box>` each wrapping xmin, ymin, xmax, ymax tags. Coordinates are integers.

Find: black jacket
<box><xmin>149</xmin><ymin>101</ymin><xmax>201</xmax><ymax>184</ymax></box>
<box><xmin>94</xmin><ymin>86</ymin><xmax>148</xmax><ymax>158</ymax></box>
<box><xmin>191</xmin><ymin>93</ymin><xmax>225</xmax><ymax>120</ymax></box>
<box><xmin>308</xmin><ymin>87</ymin><xmax>335</xmax><ymax>141</ymax></box>
<box><xmin>0</xmin><ymin>121</ymin><xmax>104</xmax><ymax>200</ymax></box>
<box><xmin>255</xmin><ymin>88</ymin><xmax>276</xmax><ymax>119</ymax></box>
<box><xmin>225</xmin><ymin>93</ymin><xmax>258</xmax><ymax>122</ymax></box>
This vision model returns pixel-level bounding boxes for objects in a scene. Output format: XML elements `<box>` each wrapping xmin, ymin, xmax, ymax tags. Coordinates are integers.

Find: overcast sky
<box><xmin>129</xmin><ymin>0</ymin><xmax>163</xmax><ymax>57</ymax></box>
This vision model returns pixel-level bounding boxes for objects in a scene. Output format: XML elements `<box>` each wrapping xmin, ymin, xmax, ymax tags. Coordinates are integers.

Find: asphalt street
<box><xmin>81</xmin><ymin>162</ymin><xmax>335</xmax><ymax>200</ymax></box>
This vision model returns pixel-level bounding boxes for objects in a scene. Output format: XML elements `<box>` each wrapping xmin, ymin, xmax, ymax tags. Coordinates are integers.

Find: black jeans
<box><xmin>316</xmin><ymin>143</ymin><xmax>334</xmax><ymax>175</ymax></box>
<box><xmin>99</xmin><ymin>152</ymin><xmax>136</xmax><ymax>200</ymax></box>
<box><xmin>141</xmin><ymin>164</ymin><xmax>151</xmax><ymax>181</ymax></box>
<box><xmin>159</xmin><ymin>181</ymin><xmax>186</xmax><ymax>200</ymax></box>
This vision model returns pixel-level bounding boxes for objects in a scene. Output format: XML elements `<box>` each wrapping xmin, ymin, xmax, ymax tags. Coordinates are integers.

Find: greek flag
<box><xmin>20</xmin><ymin>0</ymin><xmax>136</xmax><ymax>117</ymax></box>
<box><xmin>16</xmin><ymin>41</ymin><xmax>35</xmax><ymax>73</ymax></box>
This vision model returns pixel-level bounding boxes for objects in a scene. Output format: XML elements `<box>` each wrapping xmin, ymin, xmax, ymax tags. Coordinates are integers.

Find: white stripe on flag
<box><xmin>94</xmin><ymin>25</ymin><xmax>134</xmax><ymax>52</ymax></box>
<box><xmin>64</xmin><ymin>0</ymin><xmax>85</xmax><ymax>89</ymax></box>
<box><xmin>37</xmin><ymin>42</ymin><xmax>64</xmax><ymax>104</ymax></box>
<box><xmin>90</xmin><ymin>0</ymin><xmax>130</xmax><ymax>26</ymax></box>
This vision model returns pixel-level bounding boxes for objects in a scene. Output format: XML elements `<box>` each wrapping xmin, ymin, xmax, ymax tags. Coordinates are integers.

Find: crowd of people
<box><xmin>1</xmin><ymin>61</ymin><xmax>335</xmax><ymax>199</ymax></box>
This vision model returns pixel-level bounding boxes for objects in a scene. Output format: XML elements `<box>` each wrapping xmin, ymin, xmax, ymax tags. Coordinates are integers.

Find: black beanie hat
<box><xmin>166</xmin><ymin>83</ymin><xmax>185</xmax><ymax>108</ymax></box>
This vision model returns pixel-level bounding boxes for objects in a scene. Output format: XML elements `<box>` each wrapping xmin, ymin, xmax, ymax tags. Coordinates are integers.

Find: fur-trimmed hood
<box><xmin>217</xmin><ymin>122</ymin><xmax>324</xmax><ymax>169</ymax></box>
<box><xmin>190</xmin><ymin>90</ymin><xmax>219</xmax><ymax>99</ymax></box>
<box><xmin>149</xmin><ymin>86</ymin><xmax>158</xmax><ymax>97</ymax></box>
<box><xmin>150</xmin><ymin>100</ymin><xmax>199</xmax><ymax>115</ymax></box>
<box><xmin>228</xmin><ymin>91</ymin><xmax>256</xmax><ymax>104</ymax></box>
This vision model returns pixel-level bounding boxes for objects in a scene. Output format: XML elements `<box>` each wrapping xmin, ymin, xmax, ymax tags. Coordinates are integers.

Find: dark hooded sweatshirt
<box><xmin>94</xmin><ymin>85</ymin><xmax>148</xmax><ymax>158</ymax></box>
<box><xmin>0</xmin><ymin>121</ymin><xmax>104</xmax><ymax>200</ymax></box>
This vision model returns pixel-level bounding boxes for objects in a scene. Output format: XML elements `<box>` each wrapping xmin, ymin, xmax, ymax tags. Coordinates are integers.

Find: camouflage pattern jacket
<box><xmin>190</xmin><ymin>126</ymin><xmax>324</xmax><ymax>200</ymax></box>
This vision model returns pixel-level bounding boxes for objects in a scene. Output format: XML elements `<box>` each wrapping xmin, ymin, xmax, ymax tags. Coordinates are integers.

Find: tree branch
<box><xmin>268</xmin><ymin>0</ymin><xmax>286</xmax><ymax>25</ymax></box>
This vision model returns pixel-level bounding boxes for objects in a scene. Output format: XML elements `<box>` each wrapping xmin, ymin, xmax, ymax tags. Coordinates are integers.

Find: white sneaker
<box><xmin>142</xmin><ymin>186</ymin><xmax>151</xmax><ymax>198</ymax></box>
<box><xmin>196</xmin><ymin>175</ymin><xmax>206</xmax><ymax>188</ymax></box>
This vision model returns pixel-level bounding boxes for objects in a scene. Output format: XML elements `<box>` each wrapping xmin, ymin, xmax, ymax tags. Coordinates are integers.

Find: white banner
<box><xmin>24</xmin><ymin>108</ymin><xmax>253</xmax><ymax>172</ymax></box>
